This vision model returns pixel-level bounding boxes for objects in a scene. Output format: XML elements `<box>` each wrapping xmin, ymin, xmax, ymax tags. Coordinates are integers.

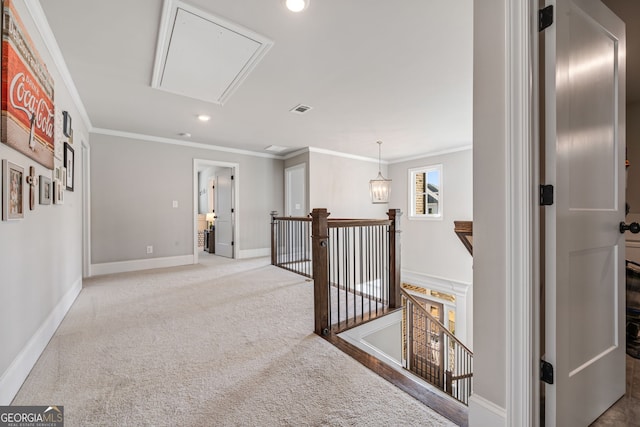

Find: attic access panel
<box><xmin>151</xmin><ymin>0</ymin><xmax>273</xmax><ymax>105</ymax></box>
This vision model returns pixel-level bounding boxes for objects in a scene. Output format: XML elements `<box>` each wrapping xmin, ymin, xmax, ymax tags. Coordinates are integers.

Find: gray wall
<box><xmin>388</xmin><ymin>149</ymin><xmax>473</xmax><ymax>283</ymax></box>
<box><xmin>470</xmin><ymin>0</ymin><xmax>508</xmax><ymax>419</ymax></box>
<box><xmin>0</xmin><ymin>0</ymin><xmax>88</xmax><ymax>403</ymax></box>
<box><xmin>90</xmin><ymin>133</ymin><xmax>283</xmax><ymax>264</ymax></box>
<box><xmin>308</xmin><ymin>151</ymin><xmax>388</xmax><ymax>219</ymax></box>
<box><xmin>627</xmin><ymin>102</ymin><xmax>640</xmax><ymax>213</ymax></box>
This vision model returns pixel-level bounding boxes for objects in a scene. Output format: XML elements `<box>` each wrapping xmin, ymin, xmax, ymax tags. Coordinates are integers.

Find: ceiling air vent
<box><xmin>290</xmin><ymin>104</ymin><xmax>312</xmax><ymax>114</ymax></box>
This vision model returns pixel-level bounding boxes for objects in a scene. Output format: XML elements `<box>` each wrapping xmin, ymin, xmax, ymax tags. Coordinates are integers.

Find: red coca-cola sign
<box><xmin>1</xmin><ymin>0</ymin><xmax>55</xmax><ymax>169</ymax></box>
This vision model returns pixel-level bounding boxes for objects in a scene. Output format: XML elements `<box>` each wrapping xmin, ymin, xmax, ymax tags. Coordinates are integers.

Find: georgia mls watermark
<box><xmin>0</xmin><ymin>406</ymin><xmax>63</xmax><ymax>427</ymax></box>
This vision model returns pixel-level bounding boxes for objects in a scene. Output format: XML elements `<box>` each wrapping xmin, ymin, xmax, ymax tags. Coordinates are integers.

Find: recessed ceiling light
<box><xmin>283</xmin><ymin>0</ymin><xmax>309</xmax><ymax>13</ymax></box>
<box><xmin>179</xmin><ymin>132</ymin><xmax>191</xmax><ymax>138</ymax></box>
<box><xmin>197</xmin><ymin>114</ymin><xmax>211</xmax><ymax>122</ymax></box>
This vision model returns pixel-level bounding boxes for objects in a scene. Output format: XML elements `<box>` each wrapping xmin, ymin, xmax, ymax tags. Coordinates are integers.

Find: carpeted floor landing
<box><xmin>12</xmin><ymin>255</ymin><xmax>455</xmax><ymax>426</ymax></box>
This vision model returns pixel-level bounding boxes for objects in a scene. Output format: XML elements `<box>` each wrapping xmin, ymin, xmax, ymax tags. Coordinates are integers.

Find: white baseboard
<box><xmin>468</xmin><ymin>394</ymin><xmax>507</xmax><ymax>427</ymax></box>
<box><xmin>237</xmin><ymin>248</ymin><xmax>270</xmax><ymax>259</ymax></box>
<box><xmin>91</xmin><ymin>255</ymin><xmax>194</xmax><ymax>276</ymax></box>
<box><xmin>0</xmin><ymin>277</ymin><xmax>82</xmax><ymax>405</ymax></box>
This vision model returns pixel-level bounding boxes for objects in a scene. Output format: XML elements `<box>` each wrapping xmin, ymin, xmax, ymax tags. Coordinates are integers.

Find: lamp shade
<box><xmin>205</xmin><ymin>213</ymin><xmax>215</xmax><ymax>223</ymax></box>
<box><xmin>370</xmin><ymin>172</ymin><xmax>391</xmax><ymax>204</ymax></box>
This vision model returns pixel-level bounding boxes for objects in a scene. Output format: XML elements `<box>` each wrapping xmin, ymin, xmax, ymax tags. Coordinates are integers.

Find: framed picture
<box><xmin>1</xmin><ymin>1</ymin><xmax>55</xmax><ymax>169</ymax></box>
<box><xmin>63</xmin><ymin>111</ymin><xmax>72</xmax><ymax>138</ymax></box>
<box><xmin>39</xmin><ymin>175</ymin><xmax>52</xmax><ymax>205</ymax></box>
<box><xmin>53</xmin><ymin>180</ymin><xmax>64</xmax><ymax>205</ymax></box>
<box><xmin>64</xmin><ymin>142</ymin><xmax>74</xmax><ymax>191</ymax></box>
<box><xmin>2</xmin><ymin>159</ymin><xmax>24</xmax><ymax>220</ymax></box>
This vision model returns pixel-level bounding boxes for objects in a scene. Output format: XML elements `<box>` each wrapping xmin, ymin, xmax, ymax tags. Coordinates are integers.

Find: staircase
<box><xmin>271</xmin><ymin>208</ymin><xmax>473</xmax><ymax>409</ymax></box>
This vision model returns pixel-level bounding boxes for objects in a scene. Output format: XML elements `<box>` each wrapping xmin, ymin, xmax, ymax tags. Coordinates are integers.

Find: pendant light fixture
<box><xmin>369</xmin><ymin>140</ymin><xmax>391</xmax><ymax>204</ymax></box>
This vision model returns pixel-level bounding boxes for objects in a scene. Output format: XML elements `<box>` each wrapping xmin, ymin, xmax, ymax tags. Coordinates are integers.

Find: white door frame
<box><xmin>82</xmin><ymin>139</ymin><xmax>92</xmax><ymax>278</ymax></box>
<box><xmin>192</xmin><ymin>159</ymin><xmax>240</xmax><ymax>264</ymax></box>
<box><xmin>507</xmin><ymin>0</ymin><xmax>539</xmax><ymax>425</ymax></box>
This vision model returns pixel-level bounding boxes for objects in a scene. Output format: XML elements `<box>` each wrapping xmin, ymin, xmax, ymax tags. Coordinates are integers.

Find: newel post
<box><xmin>388</xmin><ymin>209</ymin><xmax>402</xmax><ymax>309</ymax></box>
<box><xmin>311</xmin><ymin>208</ymin><xmax>330</xmax><ymax>336</ymax></box>
<box><xmin>270</xmin><ymin>211</ymin><xmax>278</xmax><ymax>266</ymax></box>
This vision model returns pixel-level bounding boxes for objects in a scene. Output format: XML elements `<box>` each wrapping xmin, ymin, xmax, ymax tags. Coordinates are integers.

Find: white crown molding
<box><xmin>91</xmin><ymin>128</ymin><xmax>281</xmax><ymax>159</ymax></box>
<box><xmin>389</xmin><ymin>144</ymin><xmax>473</xmax><ymax>164</ymax></box>
<box><xmin>309</xmin><ymin>147</ymin><xmax>384</xmax><ymax>164</ymax></box>
<box><xmin>24</xmin><ymin>0</ymin><xmax>93</xmax><ymax>132</ymax></box>
<box><xmin>285</xmin><ymin>147</ymin><xmax>386</xmax><ymax>164</ymax></box>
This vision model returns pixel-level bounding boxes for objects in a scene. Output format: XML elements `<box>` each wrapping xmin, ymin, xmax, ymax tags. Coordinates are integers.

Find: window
<box><xmin>409</xmin><ymin>164</ymin><xmax>442</xmax><ymax>219</ymax></box>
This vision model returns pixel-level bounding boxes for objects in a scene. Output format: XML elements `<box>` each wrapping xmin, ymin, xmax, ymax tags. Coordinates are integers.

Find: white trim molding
<box><xmin>506</xmin><ymin>0</ymin><xmax>538</xmax><ymax>426</ymax></box>
<box><xmin>237</xmin><ymin>248</ymin><xmax>270</xmax><ymax>259</ymax></box>
<box><xmin>93</xmin><ymin>128</ymin><xmax>280</xmax><ymax>159</ymax></box>
<box><xmin>469</xmin><ymin>394</ymin><xmax>508</xmax><ymax>427</ymax></box>
<box><xmin>401</xmin><ymin>270</ymin><xmax>472</xmax><ymax>348</ymax></box>
<box><xmin>0</xmin><ymin>277</ymin><xmax>82</xmax><ymax>405</ymax></box>
<box><xmin>390</xmin><ymin>144</ymin><xmax>473</xmax><ymax>165</ymax></box>
<box><xmin>91</xmin><ymin>255</ymin><xmax>194</xmax><ymax>276</ymax></box>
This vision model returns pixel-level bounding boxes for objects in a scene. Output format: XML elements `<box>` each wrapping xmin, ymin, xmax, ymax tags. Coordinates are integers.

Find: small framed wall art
<box><xmin>64</xmin><ymin>142</ymin><xmax>74</xmax><ymax>191</ymax></box>
<box><xmin>39</xmin><ymin>175</ymin><xmax>52</xmax><ymax>205</ymax></box>
<box><xmin>63</xmin><ymin>111</ymin><xmax>72</xmax><ymax>138</ymax></box>
<box><xmin>2</xmin><ymin>159</ymin><xmax>25</xmax><ymax>220</ymax></box>
<box><xmin>53</xmin><ymin>180</ymin><xmax>64</xmax><ymax>205</ymax></box>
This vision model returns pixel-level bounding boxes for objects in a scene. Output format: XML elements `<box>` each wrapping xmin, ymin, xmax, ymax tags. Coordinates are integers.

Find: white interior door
<box><xmin>215</xmin><ymin>168</ymin><xmax>234</xmax><ymax>258</ymax></box>
<box><xmin>285</xmin><ymin>164</ymin><xmax>306</xmax><ymax>217</ymax></box>
<box><xmin>545</xmin><ymin>0</ymin><xmax>626</xmax><ymax>425</ymax></box>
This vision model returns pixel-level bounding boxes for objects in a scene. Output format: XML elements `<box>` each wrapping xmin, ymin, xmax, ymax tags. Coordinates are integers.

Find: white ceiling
<box><xmin>37</xmin><ymin>0</ymin><xmax>473</xmax><ymax>161</ymax></box>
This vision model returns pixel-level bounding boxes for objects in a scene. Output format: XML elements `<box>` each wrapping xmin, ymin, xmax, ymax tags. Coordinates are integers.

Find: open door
<box><xmin>215</xmin><ymin>168</ymin><xmax>234</xmax><ymax>258</ymax></box>
<box><xmin>544</xmin><ymin>0</ymin><xmax>626</xmax><ymax>425</ymax></box>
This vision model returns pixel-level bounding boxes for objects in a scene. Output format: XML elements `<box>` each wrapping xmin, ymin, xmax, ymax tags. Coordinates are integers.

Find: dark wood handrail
<box><xmin>401</xmin><ymin>288</ymin><xmax>473</xmax><ymax>355</ymax></box>
<box><xmin>273</xmin><ymin>216</ymin><xmax>311</xmax><ymax>222</ymax></box>
<box><xmin>272</xmin><ymin>216</ymin><xmax>392</xmax><ymax>227</ymax></box>
<box><xmin>328</xmin><ymin>219</ymin><xmax>392</xmax><ymax>228</ymax></box>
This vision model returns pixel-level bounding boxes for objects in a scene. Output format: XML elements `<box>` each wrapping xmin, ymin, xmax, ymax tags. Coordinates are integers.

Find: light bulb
<box><xmin>285</xmin><ymin>0</ymin><xmax>308</xmax><ymax>13</ymax></box>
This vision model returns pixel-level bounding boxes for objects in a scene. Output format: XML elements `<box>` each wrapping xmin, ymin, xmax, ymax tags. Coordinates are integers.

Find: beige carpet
<box><xmin>12</xmin><ymin>254</ymin><xmax>455</xmax><ymax>426</ymax></box>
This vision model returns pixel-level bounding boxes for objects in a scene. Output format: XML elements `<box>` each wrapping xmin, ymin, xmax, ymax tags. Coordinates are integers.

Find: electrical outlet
<box><xmin>172</xmin><ymin>200</ymin><xmax>178</xmax><ymax>208</ymax></box>
<box><xmin>146</xmin><ymin>245</ymin><xmax>153</xmax><ymax>254</ymax></box>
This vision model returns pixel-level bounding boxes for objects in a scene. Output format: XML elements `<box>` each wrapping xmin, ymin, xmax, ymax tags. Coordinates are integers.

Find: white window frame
<box><xmin>408</xmin><ymin>164</ymin><xmax>443</xmax><ymax>220</ymax></box>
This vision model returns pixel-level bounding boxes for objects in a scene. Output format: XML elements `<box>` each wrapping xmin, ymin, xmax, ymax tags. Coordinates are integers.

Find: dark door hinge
<box><xmin>231</xmin><ymin>175</ymin><xmax>234</xmax><ymax>180</ymax></box>
<box><xmin>231</xmin><ymin>208</ymin><xmax>235</xmax><ymax>213</ymax></box>
<box><xmin>539</xmin><ymin>5</ymin><xmax>553</xmax><ymax>32</ymax></box>
<box><xmin>540</xmin><ymin>359</ymin><xmax>554</xmax><ymax>384</ymax></box>
<box><xmin>540</xmin><ymin>184</ymin><xmax>554</xmax><ymax>206</ymax></box>
<box><xmin>231</xmin><ymin>241</ymin><xmax>234</xmax><ymax>246</ymax></box>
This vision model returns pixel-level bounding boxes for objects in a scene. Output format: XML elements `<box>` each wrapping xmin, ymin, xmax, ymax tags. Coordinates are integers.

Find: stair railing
<box><xmin>270</xmin><ymin>212</ymin><xmax>313</xmax><ymax>278</ymax></box>
<box><xmin>401</xmin><ymin>287</ymin><xmax>473</xmax><ymax>405</ymax></box>
<box><xmin>311</xmin><ymin>208</ymin><xmax>401</xmax><ymax>336</ymax></box>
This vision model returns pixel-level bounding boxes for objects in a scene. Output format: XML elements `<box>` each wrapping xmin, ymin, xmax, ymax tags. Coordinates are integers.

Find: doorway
<box><xmin>193</xmin><ymin>159</ymin><xmax>239</xmax><ymax>264</ymax></box>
